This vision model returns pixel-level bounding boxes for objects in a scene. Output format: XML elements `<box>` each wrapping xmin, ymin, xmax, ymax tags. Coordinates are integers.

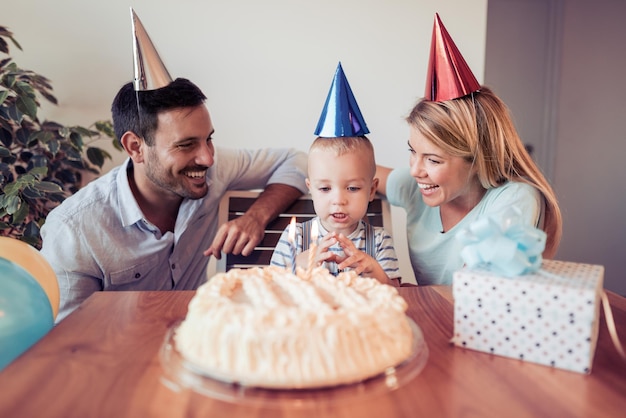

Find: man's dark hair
<box><xmin>111</xmin><ymin>78</ymin><xmax>207</xmax><ymax>145</ymax></box>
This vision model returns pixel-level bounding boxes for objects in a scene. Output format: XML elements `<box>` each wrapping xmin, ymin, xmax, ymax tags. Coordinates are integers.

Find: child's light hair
<box><xmin>407</xmin><ymin>86</ymin><xmax>562</xmax><ymax>258</ymax></box>
<box><xmin>309</xmin><ymin>136</ymin><xmax>376</xmax><ymax>178</ymax></box>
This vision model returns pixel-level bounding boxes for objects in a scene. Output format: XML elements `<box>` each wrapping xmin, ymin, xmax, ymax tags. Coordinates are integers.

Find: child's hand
<box><xmin>297</xmin><ymin>232</ymin><xmax>338</xmax><ymax>269</ymax></box>
<box><xmin>335</xmin><ymin>233</ymin><xmax>378</xmax><ymax>276</ymax></box>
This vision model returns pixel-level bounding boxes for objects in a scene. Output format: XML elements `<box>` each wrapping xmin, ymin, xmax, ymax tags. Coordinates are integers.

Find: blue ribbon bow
<box><xmin>456</xmin><ymin>207</ymin><xmax>546</xmax><ymax>277</ymax></box>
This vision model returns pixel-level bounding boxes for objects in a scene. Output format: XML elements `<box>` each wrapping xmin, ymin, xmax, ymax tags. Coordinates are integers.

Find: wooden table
<box><xmin>0</xmin><ymin>286</ymin><xmax>625</xmax><ymax>418</ymax></box>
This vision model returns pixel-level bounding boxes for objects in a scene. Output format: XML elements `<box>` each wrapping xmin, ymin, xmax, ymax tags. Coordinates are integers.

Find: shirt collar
<box><xmin>115</xmin><ymin>158</ymin><xmax>215</xmax><ymax>229</ymax></box>
<box><xmin>117</xmin><ymin>158</ymin><xmax>145</xmax><ymax>228</ymax></box>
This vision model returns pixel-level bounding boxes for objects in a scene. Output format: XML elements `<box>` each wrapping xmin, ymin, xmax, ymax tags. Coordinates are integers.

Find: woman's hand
<box><xmin>375</xmin><ymin>165</ymin><xmax>392</xmax><ymax>196</ymax></box>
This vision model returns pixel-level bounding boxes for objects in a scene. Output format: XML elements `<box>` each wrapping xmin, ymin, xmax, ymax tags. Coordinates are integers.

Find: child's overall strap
<box><xmin>301</xmin><ymin>219</ymin><xmax>313</xmax><ymax>252</ymax></box>
<box><xmin>364</xmin><ymin>222</ymin><xmax>375</xmax><ymax>258</ymax></box>
<box><xmin>302</xmin><ymin>219</ymin><xmax>313</xmax><ymax>252</ymax></box>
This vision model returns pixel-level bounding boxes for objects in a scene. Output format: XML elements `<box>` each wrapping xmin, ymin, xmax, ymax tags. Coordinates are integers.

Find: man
<box><xmin>39</xmin><ymin>10</ymin><xmax>307</xmax><ymax>322</ymax></box>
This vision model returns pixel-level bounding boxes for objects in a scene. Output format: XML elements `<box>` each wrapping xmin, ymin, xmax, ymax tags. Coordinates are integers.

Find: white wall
<box><xmin>485</xmin><ymin>0</ymin><xmax>626</xmax><ymax>295</ymax></box>
<box><xmin>484</xmin><ymin>0</ymin><xmax>561</xmax><ymax>181</ymax></box>
<box><xmin>554</xmin><ymin>0</ymin><xmax>626</xmax><ymax>295</ymax></box>
<box><xmin>4</xmin><ymin>0</ymin><xmax>488</xmax><ymax>284</ymax></box>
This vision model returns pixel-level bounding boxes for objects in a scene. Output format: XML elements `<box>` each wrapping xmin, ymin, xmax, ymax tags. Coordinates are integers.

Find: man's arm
<box><xmin>203</xmin><ymin>183</ymin><xmax>303</xmax><ymax>259</ymax></box>
<box><xmin>40</xmin><ymin>216</ymin><xmax>102</xmax><ymax>323</ymax></box>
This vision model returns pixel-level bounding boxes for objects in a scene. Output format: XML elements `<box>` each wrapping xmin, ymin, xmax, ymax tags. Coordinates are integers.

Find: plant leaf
<box><xmin>54</xmin><ymin>168</ymin><xmax>77</xmax><ymax>184</ymax></box>
<box><xmin>0</xmin><ymin>37</ymin><xmax>8</xmax><ymax>54</ymax></box>
<box><xmin>15</xmin><ymin>127</ymin><xmax>30</xmax><ymax>146</ymax></box>
<box><xmin>3</xmin><ymin>195</ymin><xmax>20</xmax><ymax>214</ymax></box>
<box><xmin>27</xmin><ymin>163</ymin><xmax>48</xmax><ymax>176</ymax></box>
<box><xmin>47</xmin><ymin>137</ymin><xmax>59</xmax><ymax>155</ymax></box>
<box><xmin>30</xmin><ymin>130</ymin><xmax>54</xmax><ymax>144</ymax></box>
<box><xmin>2</xmin><ymin>181</ymin><xmax>19</xmax><ymax>196</ymax></box>
<box><xmin>47</xmin><ymin>193</ymin><xmax>66</xmax><ymax>203</ymax></box>
<box><xmin>5</xmin><ymin>102</ymin><xmax>24</xmax><ymax>124</ymax></box>
<box><xmin>0</xmin><ymin>25</ymin><xmax>123</xmax><ymax>246</ymax></box>
<box><xmin>71</xmin><ymin>126</ymin><xmax>96</xmax><ymax>137</ymax></box>
<box><xmin>86</xmin><ymin>147</ymin><xmax>109</xmax><ymax>168</ymax></box>
<box><xmin>33</xmin><ymin>180</ymin><xmax>63</xmax><ymax>193</ymax></box>
<box><xmin>2</xmin><ymin>71</ymin><xmax>16</xmax><ymax>89</ymax></box>
<box><xmin>69</xmin><ymin>131</ymin><xmax>84</xmax><ymax>149</ymax></box>
<box><xmin>15</xmin><ymin>94</ymin><xmax>38</xmax><ymax>120</ymax></box>
<box><xmin>22</xmin><ymin>186</ymin><xmax>45</xmax><ymax>199</ymax></box>
<box><xmin>95</xmin><ymin>120</ymin><xmax>115</xmax><ymax>136</ymax></box>
<box><xmin>64</xmin><ymin>159</ymin><xmax>85</xmax><ymax>170</ymax></box>
<box><xmin>23</xmin><ymin>221</ymin><xmax>41</xmax><ymax>240</ymax></box>
<box><xmin>11</xmin><ymin>197</ymin><xmax>28</xmax><ymax>223</ymax></box>
<box><xmin>0</xmin><ymin>90</ymin><xmax>9</xmax><ymax>106</ymax></box>
<box><xmin>64</xmin><ymin>147</ymin><xmax>82</xmax><ymax>161</ymax></box>
<box><xmin>30</xmin><ymin>165</ymin><xmax>47</xmax><ymax>175</ymax></box>
<box><xmin>59</xmin><ymin>127</ymin><xmax>71</xmax><ymax>138</ymax></box>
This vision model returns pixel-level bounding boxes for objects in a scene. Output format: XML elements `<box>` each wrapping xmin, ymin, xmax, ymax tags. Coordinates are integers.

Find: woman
<box><xmin>376</xmin><ymin>14</ymin><xmax>562</xmax><ymax>285</ymax></box>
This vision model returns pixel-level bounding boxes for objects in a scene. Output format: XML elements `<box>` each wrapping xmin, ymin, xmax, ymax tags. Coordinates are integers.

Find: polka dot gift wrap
<box><xmin>452</xmin><ymin>260</ymin><xmax>604</xmax><ymax>374</ymax></box>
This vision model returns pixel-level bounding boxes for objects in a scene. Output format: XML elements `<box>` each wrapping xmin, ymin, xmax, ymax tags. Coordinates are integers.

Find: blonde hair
<box><xmin>309</xmin><ymin>136</ymin><xmax>376</xmax><ymax>178</ymax></box>
<box><xmin>407</xmin><ymin>87</ymin><xmax>562</xmax><ymax>258</ymax></box>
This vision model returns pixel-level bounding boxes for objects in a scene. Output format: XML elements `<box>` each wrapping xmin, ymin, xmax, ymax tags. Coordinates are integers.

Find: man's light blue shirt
<box><xmin>40</xmin><ymin>146</ymin><xmax>307</xmax><ymax>322</ymax></box>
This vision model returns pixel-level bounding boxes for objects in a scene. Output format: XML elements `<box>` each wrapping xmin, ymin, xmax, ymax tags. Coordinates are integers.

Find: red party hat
<box><xmin>424</xmin><ymin>13</ymin><xmax>481</xmax><ymax>102</ymax></box>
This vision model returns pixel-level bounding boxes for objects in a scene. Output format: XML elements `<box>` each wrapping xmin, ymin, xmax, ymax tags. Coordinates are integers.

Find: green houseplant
<box><xmin>0</xmin><ymin>26</ymin><xmax>121</xmax><ymax>248</ymax></box>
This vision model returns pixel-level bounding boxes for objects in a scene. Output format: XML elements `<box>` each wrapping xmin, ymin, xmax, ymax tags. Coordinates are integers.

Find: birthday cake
<box><xmin>174</xmin><ymin>266</ymin><xmax>416</xmax><ymax>388</ymax></box>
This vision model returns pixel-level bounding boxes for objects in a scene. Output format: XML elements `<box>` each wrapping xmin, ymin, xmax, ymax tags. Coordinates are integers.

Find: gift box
<box><xmin>451</xmin><ymin>259</ymin><xmax>604</xmax><ymax>374</ymax></box>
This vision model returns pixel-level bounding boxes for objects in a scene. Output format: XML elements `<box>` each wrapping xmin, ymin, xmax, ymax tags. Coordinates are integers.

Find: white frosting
<box><xmin>174</xmin><ymin>266</ymin><xmax>416</xmax><ymax>388</ymax></box>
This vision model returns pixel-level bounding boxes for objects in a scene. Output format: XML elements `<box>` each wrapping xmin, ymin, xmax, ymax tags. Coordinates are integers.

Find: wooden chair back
<box><xmin>216</xmin><ymin>190</ymin><xmax>391</xmax><ymax>272</ymax></box>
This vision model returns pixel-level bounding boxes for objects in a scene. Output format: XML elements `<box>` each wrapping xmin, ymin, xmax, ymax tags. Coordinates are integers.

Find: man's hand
<box><xmin>203</xmin><ymin>184</ymin><xmax>303</xmax><ymax>259</ymax></box>
<box><xmin>203</xmin><ymin>213</ymin><xmax>264</xmax><ymax>259</ymax></box>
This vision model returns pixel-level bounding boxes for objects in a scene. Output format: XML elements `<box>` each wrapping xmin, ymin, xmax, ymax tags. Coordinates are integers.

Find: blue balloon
<box><xmin>0</xmin><ymin>257</ymin><xmax>54</xmax><ymax>371</ymax></box>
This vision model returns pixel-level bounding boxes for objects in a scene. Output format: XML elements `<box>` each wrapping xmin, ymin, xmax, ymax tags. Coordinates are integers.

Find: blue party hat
<box><xmin>314</xmin><ymin>62</ymin><xmax>370</xmax><ymax>137</ymax></box>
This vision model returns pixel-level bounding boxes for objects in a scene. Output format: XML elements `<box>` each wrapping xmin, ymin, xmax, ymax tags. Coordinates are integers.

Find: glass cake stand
<box><xmin>159</xmin><ymin>319</ymin><xmax>429</xmax><ymax>408</ymax></box>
